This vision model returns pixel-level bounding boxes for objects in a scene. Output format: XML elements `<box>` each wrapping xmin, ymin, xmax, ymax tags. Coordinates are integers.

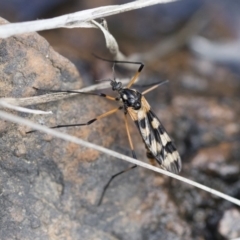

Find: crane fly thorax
<box><xmin>120</xmin><ymin>88</ymin><xmax>142</xmax><ymax>110</ymax></box>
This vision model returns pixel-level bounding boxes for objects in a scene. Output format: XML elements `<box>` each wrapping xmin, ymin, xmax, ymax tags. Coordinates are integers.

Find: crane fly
<box><xmin>28</xmin><ymin>57</ymin><xmax>182</xmax><ymax>205</ymax></box>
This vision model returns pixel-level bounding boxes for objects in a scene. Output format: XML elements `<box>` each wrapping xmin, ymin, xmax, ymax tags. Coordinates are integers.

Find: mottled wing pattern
<box><xmin>127</xmin><ymin>97</ymin><xmax>181</xmax><ymax>174</ymax></box>
<box><xmin>146</xmin><ymin>110</ymin><xmax>181</xmax><ymax>173</ymax></box>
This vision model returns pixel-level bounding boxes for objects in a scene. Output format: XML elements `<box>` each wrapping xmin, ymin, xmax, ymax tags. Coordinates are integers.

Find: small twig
<box><xmin>91</xmin><ymin>20</ymin><xmax>126</xmax><ymax>61</ymax></box>
<box><xmin>0</xmin><ymin>0</ymin><xmax>179</xmax><ymax>38</ymax></box>
<box><xmin>0</xmin><ymin>100</ymin><xmax>52</xmax><ymax>114</ymax></box>
<box><xmin>0</xmin><ymin>110</ymin><xmax>239</xmax><ymax>207</ymax></box>
<box><xmin>0</xmin><ymin>78</ymin><xmax>129</xmax><ymax>109</ymax></box>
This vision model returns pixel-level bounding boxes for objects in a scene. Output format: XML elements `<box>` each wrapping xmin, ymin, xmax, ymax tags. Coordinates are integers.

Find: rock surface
<box><xmin>1</xmin><ymin>1</ymin><xmax>240</xmax><ymax>239</ymax></box>
<box><xmin>0</xmin><ymin>17</ymin><xmax>191</xmax><ymax>240</ymax></box>
<box><xmin>218</xmin><ymin>208</ymin><xmax>240</xmax><ymax>239</ymax></box>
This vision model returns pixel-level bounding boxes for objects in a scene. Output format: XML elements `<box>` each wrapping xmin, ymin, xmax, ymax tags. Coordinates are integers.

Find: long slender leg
<box><xmin>134</xmin><ymin>79</ymin><xmax>169</xmax><ymax>92</ymax></box>
<box><xmin>142</xmin><ymin>80</ymin><xmax>169</xmax><ymax>95</ymax></box>
<box><xmin>124</xmin><ymin>113</ymin><xmax>137</xmax><ymax>159</ymax></box>
<box><xmin>98</xmin><ymin>113</ymin><xmax>137</xmax><ymax>205</ymax></box>
<box><xmin>126</xmin><ymin>63</ymin><xmax>144</xmax><ymax>88</ymax></box>
<box><xmin>92</xmin><ymin>55</ymin><xmax>144</xmax><ymax>89</ymax></box>
<box><xmin>26</xmin><ymin>106</ymin><xmax>122</xmax><ymax>133</ymax></box>
<box><xmin>33</xmin><ymin>87</ymin><xmax>119</xmax><ymax>101</ymax></box>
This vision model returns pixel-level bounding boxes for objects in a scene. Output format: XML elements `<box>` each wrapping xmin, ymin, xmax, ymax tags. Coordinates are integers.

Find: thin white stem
<box><xmin>0</xmin><ymin>0</ymin><xmax>179</xmax><ymax>38</ymax></box>
<box><xmin>0</xmin><ymin>100</ymin><xmax>52</xmax><ymax>114</ymax></box>
<box><xmin>0</xmin><ymin>78</ymin><xmax>129</xmax><ymax>109</ymax></box>
<box><xmin>0</xmin><ymin>110</ymin><xmax>239</xmax><ymax>207</ymax></box>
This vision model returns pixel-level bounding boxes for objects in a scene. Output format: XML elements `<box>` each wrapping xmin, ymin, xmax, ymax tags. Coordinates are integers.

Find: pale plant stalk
<box><xmin>0</xmin><ymin>110</ymin><xmax>239</xmax><ymax>207</ymax></box>
<box><xmin>0</xmin><ymin>0</ymin><xmax>179</xmax><ymax>38</ymax></box>
<box><xmin>0</xmin><ymin>79</ymin><xmax>129</xmax><ymax>114</ymax></box>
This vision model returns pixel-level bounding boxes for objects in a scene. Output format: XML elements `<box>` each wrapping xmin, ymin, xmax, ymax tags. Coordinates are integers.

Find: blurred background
<box><xmin>0</xmin><ymin>0</ymin><xmax>239</xmax><ymax>239</ymax></box>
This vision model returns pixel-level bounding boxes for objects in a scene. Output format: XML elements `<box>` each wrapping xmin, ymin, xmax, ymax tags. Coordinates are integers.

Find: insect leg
<box><xmin>124</xmin><ymin>113</ymin><xmax>137</xmax><ymax>159</ymax></box>
<box><xmin>126</xmin><ymin>63</ymin><xmax>144</xmax><ymax>88</ymax></box>
<box><xmin>92</xmin><ymin>55</ymin><xmax>144</xmax><ymax>89</ymax></box>
<box><xmin>33</xmin><ymin>87</ymin><xmax>119</xmax><ymax>101</ymax></box>
<box><xmin>142</xmin><ymin>80</ymin><xmax>169</xmax><ymax>95</ymax></box>
<box><xmin>26</xmin><ymin>106</ymin><xmax>122</xmax><ymax>133</ymax></box>
<box><xmin>97</xmin><ymin>113</ymin><xmax>137</xmax><ymax>205</ymax></box>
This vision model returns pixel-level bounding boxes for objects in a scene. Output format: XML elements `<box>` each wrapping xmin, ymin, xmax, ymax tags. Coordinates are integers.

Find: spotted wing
<box><xmin>127</xmin><ymin>98</ymin><xmax>181</xmax><ymax>173</ymax></box>
<box><xmin>145</xmin><ymin>110</ymin><xmax>181</xmax><ymax>173</ymax></box>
